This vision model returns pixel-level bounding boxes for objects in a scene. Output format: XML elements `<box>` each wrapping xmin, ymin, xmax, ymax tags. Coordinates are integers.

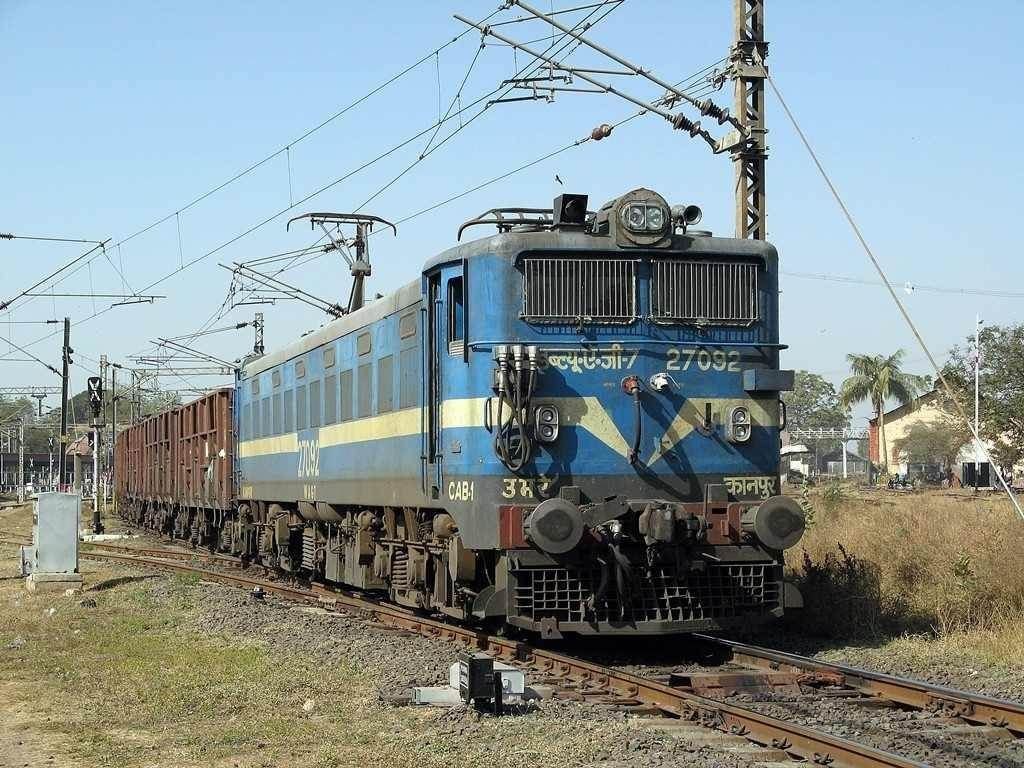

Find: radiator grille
<box><xmin>522</xmin><ymin>257</ymin><xmax>637</xmax><ymax>323</ymax></box>
<box><xmin>651</xmin><ymin>260</ymin><xmax>759</xmax><ymax>325</ymax></box>
<box><xmin>511</xmin><ymin>562</ymin><xmax>780</xmax><ymax>627</ymax></box>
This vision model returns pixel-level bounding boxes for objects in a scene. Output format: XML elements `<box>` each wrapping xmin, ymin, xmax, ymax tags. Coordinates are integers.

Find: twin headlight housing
<box><xmin>619</xmin><ymin>202</ymin><xmax>667</xmax><ymax>233</ymax></box>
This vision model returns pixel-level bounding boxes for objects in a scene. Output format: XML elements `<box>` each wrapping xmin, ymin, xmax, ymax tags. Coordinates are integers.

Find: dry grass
<box><xmin>0</xmin><ymin>569</ymin><xmax>623</xmax><ymax>768</ymax></box>
<box><xmin>0</xmin><ymin>505</ymin><xmax>640</xmax><ymax>768</ymax></box>
<box><xmin>788</xmin><ymin>487</ymin><xmax>1024</xmax><ymax>660</ymax></box>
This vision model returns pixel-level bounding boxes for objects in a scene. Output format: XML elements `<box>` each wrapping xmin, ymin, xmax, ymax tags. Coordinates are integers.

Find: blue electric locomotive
<box><xmin>224</xmin><ymin>187</ymin><xmax>805</xmax><ymax>637</ymax></box>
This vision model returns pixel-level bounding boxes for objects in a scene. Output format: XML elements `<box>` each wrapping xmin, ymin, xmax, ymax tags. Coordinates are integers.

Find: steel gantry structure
<box><xmin>730</xmin><ymin>0</ymin><xmax>767</xmax><ymax>240</ymax></box>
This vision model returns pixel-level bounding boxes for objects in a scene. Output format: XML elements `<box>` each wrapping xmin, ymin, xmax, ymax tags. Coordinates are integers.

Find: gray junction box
<box><xmin>21</xmin><ymin>493</ymin><xmax>82</xmax><ymax>590</ymax></box>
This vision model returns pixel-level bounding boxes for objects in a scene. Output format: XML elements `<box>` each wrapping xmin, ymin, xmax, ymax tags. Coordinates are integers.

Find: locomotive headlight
<box><xmin>534</xmin><ymin>404</ymin><xmax>560</xmax><ymax>443</ymax></box>
<box><xmin>645</xmin><ymin>205</ymin><xmax>665</xmax><ymax>231</ymax></box>
<box><xmin>728</xmin><ymin>406</ymin><xmax>752</xmax><ymax>443</ymax></box>
<box><xmin>621</xmin><ymin>203</ymin><xmax>646</xmax><ymax>231</ymax></box>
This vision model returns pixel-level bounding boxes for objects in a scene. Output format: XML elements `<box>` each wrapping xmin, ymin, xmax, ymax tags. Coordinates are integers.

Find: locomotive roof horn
<box><xmin>286</xmin><ymin>212</ymin><xmax>397</xmax><ymax>314</ymax></box>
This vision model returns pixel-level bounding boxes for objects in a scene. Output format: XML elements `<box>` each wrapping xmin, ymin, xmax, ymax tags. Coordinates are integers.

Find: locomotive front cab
<box><xmin>429</xmin><ymin>188</ymin><xmax>804</xmax><ymax>637</ymax></box>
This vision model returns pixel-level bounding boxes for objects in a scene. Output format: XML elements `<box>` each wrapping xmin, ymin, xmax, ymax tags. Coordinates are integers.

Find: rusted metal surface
<box><xmin>667</xmin><ymin>670</ymin><xmax>802</xmax><ymax>698</ymax></box>
<box><xmin>114</xmin><ymin>388</ymin><xmax>234</xmax><ymax>511</ymax></box>
<box><xmin>83</xmin><ymin>547</ymin><xmax>929</xmax><ymax>768</ymax></box>
<box><xmin>694</xmin><ymin>634</ymin><xmax>1024</xmax><ymax>736</ymax></box>
<box><xmin>175</xmin><ymin>389</ymin><xmax>234</xmax><ymax>510</ymax></box>
<box><xmin>81</xmin><ymin>541</ymin><xmax>239</xmax><ymax>568</ymax></box>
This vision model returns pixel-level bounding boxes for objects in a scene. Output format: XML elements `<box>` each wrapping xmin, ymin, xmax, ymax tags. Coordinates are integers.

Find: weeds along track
<box><xmin>75</xmin><ymin>541</ymin><xmax>1024</xmax><ymax>768</ymax></box>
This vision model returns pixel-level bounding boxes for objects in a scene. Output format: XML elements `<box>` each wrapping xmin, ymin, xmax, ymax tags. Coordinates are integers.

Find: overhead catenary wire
<box><xmin>488</xmin><ymin>0</ymin><xmax>621</xmax><ymax>27</ymax></box>
<box><xmin>455</xmin><ymin>12</ymin><xmax>720</xmax><ymax>150</ymax></box>
<box><xmin>211</xmin><ymin>3</ymin><xmax>613</xmax><ymax>327</ymax></box>
<box><xmin>508</xmin><ymin>0</ymin><xmax>740</xmax><ymax>132</ymax></box>
<box><xmin>0</xmin><ymin>9</ymin><xmax>505</xmax><ymax>323</ymax></box>
<box><xmin>2</xmin><ymin>39</ymin><xmax>719</xmax><ymax>371</ymax></box>
<box><xmin>4</xmin><ymin>1</ymin><xmax>573</xmax><ymax>359</ymax></box>
<box><xmin>0</xmin><ymin>84</ymin><xmax>518</xmax><ymax>363</ymax></box>
<box><xmin>0</xmin><ymin>233</ymin><xmax>105</xmax><ymax>244</ymax></box>
<box><xmin>766</xmin><ymin>73</ymin><xmax>1024</xmax><ymax>521</ymax></box>
<box><xmin>782</xmin><ymin>270</ymin><xmax>1024</xmax><ymax>300</ymax></box>
<box><xmin>215</xmin><ymin>0</ymin><xmax>625</xmax><ymax>319</ymax></box>
<box><xmin>106</xmin><ymin>10</ymin><xmax>502</xmax><ymax>253</ymax></box>
<box><xmin>8</xmin><ymin>4</ymin><xmax>674</xmax><ymax>386</ymax></box>
<box><xmin>0</xmin><ymin>333</ymin><xmax>61</xmax><ymax>376</ymax></box>
<box><xmin>355</xmin><ymin>0</ymin><xmax>623</xmax><ymax>216</ymax></box>
<box><xmin>0</xmin><ymin>239</ymin><xmax>110</xmax><ymax>312</ymax></box>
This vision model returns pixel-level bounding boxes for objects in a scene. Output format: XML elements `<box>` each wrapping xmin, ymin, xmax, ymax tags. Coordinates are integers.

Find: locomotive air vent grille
<box><xmin>522</xmin><ymin>257</ymin><xmax>637</xmax><ymax>324</ymax></box>
<box><xmin>651</xmin><ymin>260</ymin><xmax>759</xmax><ymax>326</ymax></box>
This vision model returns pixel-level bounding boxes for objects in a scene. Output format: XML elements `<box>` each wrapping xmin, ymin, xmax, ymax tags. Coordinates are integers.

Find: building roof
<box><xmin>868</xmin><ymin>388</ymin><xmax>939</xmax><ymax>425</ymax></box>
<box><xmin>820</xmin><ymin>446</ymin><xmax>869</xmax><ymax>462</ymax></box>
<box><xmin>781</xmin><ymin>443</ymin><xmax>811</xmax><ymax>456</ymax></box>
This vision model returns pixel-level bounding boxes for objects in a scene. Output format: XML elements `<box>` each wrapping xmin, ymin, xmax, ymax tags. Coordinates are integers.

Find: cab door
<box><xmin>424</xmin><ymin>262</ymin><xmax>467</xmax><ymax>499</ymax></box>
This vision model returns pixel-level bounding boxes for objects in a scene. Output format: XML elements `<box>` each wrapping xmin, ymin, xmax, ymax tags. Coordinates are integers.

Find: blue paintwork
<box><xmin>234</xmin><ymin>226</ymin><xmax>784</xmax><ymax>550</ymax></box>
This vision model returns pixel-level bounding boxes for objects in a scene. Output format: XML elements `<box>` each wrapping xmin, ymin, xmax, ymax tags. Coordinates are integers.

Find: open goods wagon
<box><xmin>114</xmin><ymin>389</ymin><xmax>234</xmax><ymax>536</ymax></box>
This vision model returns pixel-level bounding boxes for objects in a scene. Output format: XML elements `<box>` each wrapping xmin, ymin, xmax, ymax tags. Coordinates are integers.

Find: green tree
<box><xmin>783</xmin><ymin>371</ymin><xmax>850</xmax><ymax>462</ymax></box>
<box><xmin>942</xmin><ymin>323</ymin><xmax>1024</xmax><ymax>476</ymax></box>
<box><xmin>839</xmin><ymin>350</ymin><xmax>929</xmax><ymax>473</ymax></box>
<box><xmin>785</xmin><ymin>371</ymin><xmax>850</xmax><ymax>430</ymax></box>
<box><xmin>891</xmin><ymin>418</ymin><xmax>971</xmax><ymax>474</ymax></box>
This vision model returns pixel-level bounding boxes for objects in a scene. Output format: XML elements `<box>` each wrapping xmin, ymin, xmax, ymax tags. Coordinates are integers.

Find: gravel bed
<box><xmin>561</xmin><ymin>632</ymin><xmax>1024</xmax><ymax>767</ymax></box>
<box><xmin>143</xmin><ymin>577</ymin><xmax>760</xmax><ymax>768</ymax></box>
<box><xmin>725</xmin><ymin>691</ymin><xmax>1024</xmax><ymax>768</ymax></box>
<box><xmin>123</xmin><ymin>535</ymin><xmax>1024</xmax><ymax>767</ymax></box>
<box><xmin>758</xmin><ymin>629</ymin><xmax>1024</xmax><ymax>704</ymax></box>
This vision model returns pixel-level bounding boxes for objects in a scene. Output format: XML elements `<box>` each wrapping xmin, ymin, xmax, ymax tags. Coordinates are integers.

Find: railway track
<box><xmin>72</xmin><ymin>542</ymin><xmax>1024</xmax><ymax>768</ymax></box>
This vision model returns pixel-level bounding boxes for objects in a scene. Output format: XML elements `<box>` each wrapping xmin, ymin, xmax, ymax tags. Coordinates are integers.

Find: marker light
<box><xmin>534</xmin><ymin>404</ymin><xmax>560</xmax><ymax>443</ymax></box>
<box><xmin>728</xmin><ymin>406</ymin><xmax>751</xmax><ymax>443</ymax></box>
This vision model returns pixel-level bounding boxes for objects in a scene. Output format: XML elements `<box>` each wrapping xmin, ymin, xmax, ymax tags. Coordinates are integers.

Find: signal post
<box><xmin>87</xmin><ymin>374</ymin><xmax>104</xmax><ymax>534</ymax></box>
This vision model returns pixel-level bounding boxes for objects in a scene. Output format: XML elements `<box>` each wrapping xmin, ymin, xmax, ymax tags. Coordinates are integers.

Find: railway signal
<box><xmin>87</xmin><ymin>376</ymin><xmax>103</xmax><ymax>419</ymax></box>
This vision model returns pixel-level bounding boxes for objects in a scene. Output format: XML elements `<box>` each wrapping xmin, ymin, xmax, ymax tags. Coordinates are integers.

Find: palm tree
<box><xmin>839</xmin><ymin>350</ymin><xmax>929</xmax><ymax>474</ymax></box>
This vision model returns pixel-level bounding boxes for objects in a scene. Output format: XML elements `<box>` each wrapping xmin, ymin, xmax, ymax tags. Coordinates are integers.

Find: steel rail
<box><xmin>80</xmin><ymin>547</ymin><xmax>926</xmax><ymax>768</ymax></box>
<box><xmin>80</xmin><ymin>541</ymin><xmax>241</xmax><ymax>567</ymax></box>
<box><xmin>695</xmin><ymin>634</ymin><xmax>1024</xmax><ymax>735</ymax></box>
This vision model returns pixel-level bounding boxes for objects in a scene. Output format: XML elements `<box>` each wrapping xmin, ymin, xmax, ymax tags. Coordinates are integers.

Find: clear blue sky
<box><xmin>3</xmin><ymin>1</ymin><xmax>1022</xmax><ymax>426</ymax></box>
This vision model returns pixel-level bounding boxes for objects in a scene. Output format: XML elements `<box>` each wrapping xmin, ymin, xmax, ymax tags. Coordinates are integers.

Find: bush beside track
<box><xmin>788</xmin><ymin>486</ymin><xmax>1024</xmax><ymax>660</ymax></box>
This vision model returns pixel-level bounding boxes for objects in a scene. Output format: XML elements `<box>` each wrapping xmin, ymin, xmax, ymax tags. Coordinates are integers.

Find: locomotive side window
<box><xmin>357</xmin><ymin>363</ymin><xmax>372</xmax><ymax>418</ymax></box>
<box><xmin>339</xmin><ymin>369</ymin><xmax>353</xmax><ymax>422</ymax></box>
<box><xmin>296</xmin><ymin>385</ymin><xmax>308</xmax><ymax>430</ymax></box>
<box><xmin>324</xmin><ymin>347</ymin><xmax>336</xmax><ymax>369</ymax></box>
<box><xmin>447</xmin><ymin>277</ymin><xmax>464</xmax><ymax>355</ymax></box>
<box><xmin>399</xmin><ymin>311</ymin><xmax>417</xmax><ymax>339</ymax></box>
<box><xmin>378</xmin><ymin>355</ymin><xmax>394</xmax><ymax>413</ymax></box>
<box><xmin>309</xmin><ymin>379</ymin><xmax>322</xmax><ymax>428</ymax></box>
<box><xmin>283</xmin><ymin>389</ymin><xmax>294</xmax><ymax>433</ymax></box>
<box><xmin>399</xmin><ymin>347</ymin><xmax>418</xmax><ymax>409</ymax></box>
<box><xmin>324</xmin><ymin>374</ymin><xmax>338</xmax><ymax>424</ymax></box>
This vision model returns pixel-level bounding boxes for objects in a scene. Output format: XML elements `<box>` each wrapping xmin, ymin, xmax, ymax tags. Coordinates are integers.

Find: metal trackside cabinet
<box><xmin>23</xmin><ymin>492</ymin><xmax>82</xmax><ymax>591</ymax></box>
